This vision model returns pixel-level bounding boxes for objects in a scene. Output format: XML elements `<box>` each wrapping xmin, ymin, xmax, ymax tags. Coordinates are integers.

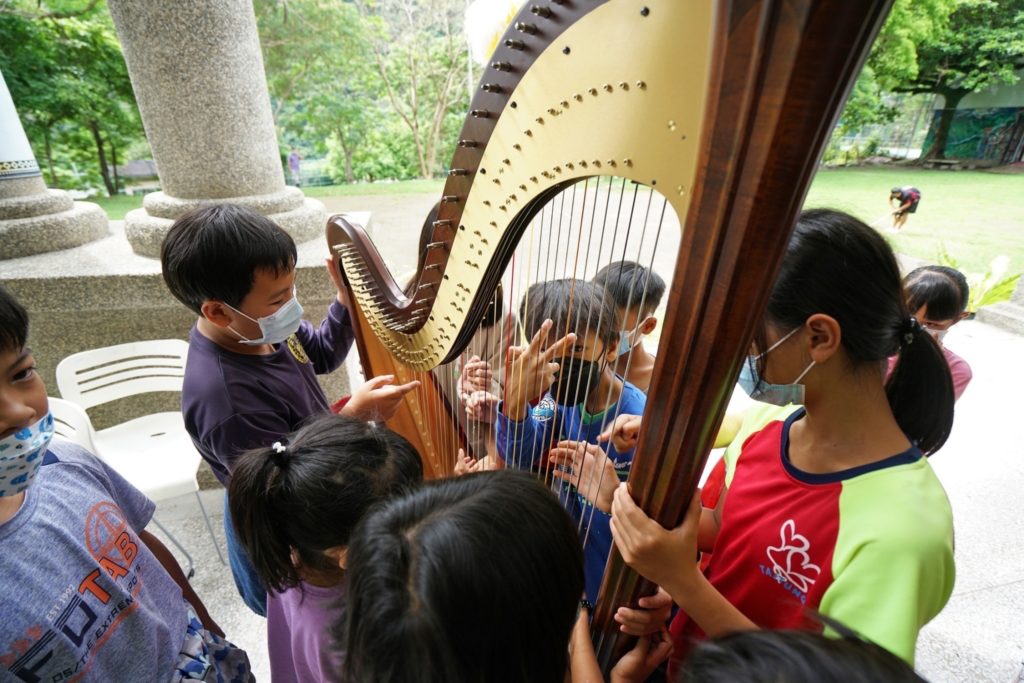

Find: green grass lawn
<box><xmin>91</xmin><ymin>193</ymin><xmax>147</xmax><ymax>221</ymax></box>
<box><xmin>92</xmin><ymin>179</ymin><xmax>446</xmax><ymax>220</ymax></box>
<box><xmin>804</xmin><ymin>166</ymin><xmax>1024</xmax><ymax>276</ymax></box>
<box><xmin>302</xmin><ymin>178</ymin><xmax>443</xmax><ymax>198</ymax></box>
<box><xmin>93</xmin><ymin>169</ymin><xmax>1020</xmax><ymax>278</ymax></box>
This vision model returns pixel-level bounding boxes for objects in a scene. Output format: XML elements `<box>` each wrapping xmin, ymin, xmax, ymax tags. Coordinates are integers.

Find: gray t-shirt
<box><xmin>0</xmin><ymin>439</ymin><xmax>187</xmax><ymax>682</ymax></box>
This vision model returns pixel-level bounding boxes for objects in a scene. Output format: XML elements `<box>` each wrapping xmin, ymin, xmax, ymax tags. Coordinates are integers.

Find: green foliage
<box><xmin>327</xmin><ymin>118</ymin><xmax>421</xmax><ymax>182</ymax></box>
<box><xmin>897</xmin><ymin>0</ymin><xmax>1024</xmax><ymax>157</ymax></box>
<box><xmin>256</xmin><ymin>0</ymin><xmax>469</xmax><ymax>183</ymax></box>
<box><xmin>937</xmin><ymin>246</ymin><xmax>1022</xmax><ymax>312</ymax></box>
<box><xmin>0</xmin><ymin>1</ymin><xmax>144</xmax><ymax>195</ymax></box>
<box><xmin>354</xmin><ymin>0</ymin><xmax>469</xmax><ymax>179</ymax></box>
<box><xmin>832</xmin><ymin>0</ymin><xmax>955</xmax><ymax>138</ymax></box>
<box><xmin>905</xmin><ymin>0</ymin><xmax>1024</xmax><ymax>96</ymax></box>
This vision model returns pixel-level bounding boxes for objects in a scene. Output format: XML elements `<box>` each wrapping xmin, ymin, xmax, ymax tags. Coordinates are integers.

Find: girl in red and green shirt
<box><xmin>610</xmin><ymin>209</ymin><xmax>956</xmax><ymax>674</ymax></box>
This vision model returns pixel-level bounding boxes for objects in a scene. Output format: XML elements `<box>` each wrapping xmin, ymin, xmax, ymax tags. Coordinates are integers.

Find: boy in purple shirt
<box><xmin>161</xmin><ymin>204</ymin><xmax>405</xmax><ymax>616</ymax></box>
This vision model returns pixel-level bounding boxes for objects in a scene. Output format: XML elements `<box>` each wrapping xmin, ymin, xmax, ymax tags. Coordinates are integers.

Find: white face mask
<box><xmin>0</xmin><ymin>412</ymin><xmax>55</xmax><ymax>498</ymax></box>
<box><xmin>227</xmin><ymin>291</ymin><xmax>304</xmax><ymax>346</ymax></box>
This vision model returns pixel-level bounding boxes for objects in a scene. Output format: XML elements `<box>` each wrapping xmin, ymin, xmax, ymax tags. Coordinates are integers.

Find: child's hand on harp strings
<box><xmin>342</xmin><ymin>374</ymin><xmax>421</xmax><ymax>422</ymax></box>
<box><xmin>501</xmin><ymin>319</ymin><xmax>576</xmax><ymax>421</ymax></box>
<box><xmin>458</xmin><ymin>356</ymin><xmax>494</xmax><ymax>395</ymax></box>
<box><xmin>599</xmin><ymin>414</ymin><xmax>643</xmax><ymax>453</ymax></box>
<box><xmin>462</xmin><ymin>390</ymin><xmax>500</xmax><ymax>423</ymax></box>
<box><xmin>549</xmin><ymin>440</ymin><xmax>618</xmax><ymax>513</ymax></box>
<box><xmin>453</xmin><ymin>449</ymin><xmax>502</xmax><ymax>476</ymax></box>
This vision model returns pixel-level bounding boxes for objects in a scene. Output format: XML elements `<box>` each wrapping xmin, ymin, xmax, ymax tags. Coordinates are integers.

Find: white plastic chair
<box><xmin>55</xmin><ymin>340</ymin><xmax>225</xmax><ymax>576</ymax></box>
<box><xmin>49</xmin><ymin>396</ymin><xmax>99</xmax><ymax>452</ymax></box>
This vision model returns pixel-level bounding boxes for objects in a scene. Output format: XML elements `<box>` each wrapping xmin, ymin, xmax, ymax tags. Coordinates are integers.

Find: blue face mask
<box><xmin>0</xmin><ymin>412</ymin><xmax>55</xmax><ymax>497</ymax></box>
<box><xmin>738</xmin><ymin>327</ymin><xmax>815</xmax><ymax>406</ymax></box>
<box><xmin>228</xmin><ymin>291</ymin><xmax>304</xmax><ymax>346</ymax></box>
<box><xmin>616</xmin><ymin>330</ymin><xmax>634</xmax><ymax>357</ymax></box>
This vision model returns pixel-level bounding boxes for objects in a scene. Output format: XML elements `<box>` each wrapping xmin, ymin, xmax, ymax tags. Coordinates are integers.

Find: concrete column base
<box><xmin>124</xmin><ymin>188</ymin><xmax>326</xmax><ymax>257</ymax></box>
<box><xmin>976</xmin><ymin>301</ymin><xmax>1024</xmax><ymax>336</ymax></box>
<box><xmin>0</xmin><ymin>192</ymin><xmax>109</xmax><ymax>259</ymax></box>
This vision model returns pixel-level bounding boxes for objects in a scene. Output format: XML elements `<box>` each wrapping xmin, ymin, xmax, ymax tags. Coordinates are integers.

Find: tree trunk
<box><xmin>336</xmin><ymin>128</ymin><xmax>356</xmax><ymax>184</ymax></box>
<box><xmin>43</xmin><ymin>126</ymin><xmax>58</xmax><ymax>188</ymax></box>
<box><xmin>88</xmin><ymin>120</ymin><xmax>116</xmax><ymax>196</ymax></box>
<box><xmin>923</xmin><ymin>89</ymin><xmax>967</xmax><ymax>161</ymax></box>
<box><xmin>110</xmin><ymin>136</ymin><xmax>121</xmax><ymax>194</ymax></box>
<box><xmin>345</xmin><ymin>149</ymin><xmax>354</xmax><ymax>184</ymax></box>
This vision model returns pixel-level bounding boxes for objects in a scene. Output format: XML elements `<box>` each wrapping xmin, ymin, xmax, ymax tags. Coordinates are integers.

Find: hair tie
<box><xmin>271</xmin><ymin>441</ymin><xmax>288</xmax><ymax>466</ymax></box>
<box><xmin>899</xmin><ymin>316</ymin><xmax>922</xmax><ymax>347</ymax></box>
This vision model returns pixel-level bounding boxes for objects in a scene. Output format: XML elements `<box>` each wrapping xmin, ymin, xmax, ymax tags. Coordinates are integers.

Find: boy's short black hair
<box><xmin>0</xmin><ymin>286</ymin><xmax>29</xmax><ymax>353</ymax></box>
<box><xmin>160</xmin><ymin>204</ymin><xmax>298</xmax><ymax>315</ymax></box>
<box><xmin>904</xmin><ymin>265</ymin><xmax>969</xmax><ymax>321</ymax></box>
<box><xmin>592</xmin><ymin>260</ymin><xmax>666</xmax><ymax>317</ymax></box>
<box><xmin>519</xmin><ymin>279</ymin><xmax>618</xmax><ymax>349</ymax></box>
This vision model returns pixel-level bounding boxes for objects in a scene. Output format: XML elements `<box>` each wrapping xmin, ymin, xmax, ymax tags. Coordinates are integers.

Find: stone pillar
<box><xmin>0</xmin><ymin>71</ymin><xmax>108</xmax><ymax>260</ymax></box>
<box><xmin>106</xmin><ymin>0</ymin><xmax>324</xmax><ymax>257</ymax></box>
<box><xmin>977</xmin><ymin>276</ymin><xmax>1024</xmax><ymax>336</ymax></box>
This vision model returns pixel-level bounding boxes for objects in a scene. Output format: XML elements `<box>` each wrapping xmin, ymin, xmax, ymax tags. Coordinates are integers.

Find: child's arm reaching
<box><xmin>341</xmin><ymin>374</ymin><xmax>421</xmax><ymax>422</ymax></box>
<box><xmin>598</xmin><ymin>414</ymin><xmax>642</xmax><ymax>453</ymax></box>
<box><xmin>501</xmin><ymin>319</ymin><xmax>575</xmax><ymax>421</ymax></box>
<box><xmin>610</xmin><ymin>484</ymin><xmax>755</xmax><ymax>639</ymax></box>
<box><xmin>568</xmin><ymin>605</ymin><xmax>673</xmax><ymax>683</ymax></box>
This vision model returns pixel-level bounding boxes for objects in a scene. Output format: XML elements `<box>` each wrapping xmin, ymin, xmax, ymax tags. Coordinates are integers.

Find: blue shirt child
<box><xmin>496</xmin><ymin>380</ymin><xmax>647</xmax><ymax>604</ymax></box>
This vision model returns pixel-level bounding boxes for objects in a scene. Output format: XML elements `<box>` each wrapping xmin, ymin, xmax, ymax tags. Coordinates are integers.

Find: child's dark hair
<box><xmin>763</xmin><ymin>209</ymin><xmax>953</xmax><ymax>454</ymax></box>
<box><xmin>593</xmin><ymin>260</ymin><xmax>666</xmax><ymax>317</ymax></box>
<box><xmin>520</xmin><ymin>279</ymin><xmax>618</xmax><ymax>349</ymax></box>
<box><xmin>904</xmin><ymin>265</ymin><xmax>969</xmax><ymax>320</ymax></box>
<box><xmin>680</xmin><ymin>628</ymin><xmax>925</xmax><ymax>682</ymax></box>
<box><xmin>228</xmin><ymin>413</ymin><xmax>423</xmax><ymax>593</ymax></box>
<box><xmin>342</xmin><ymin>470</ymin><xmax>584</xmax><ymax>683</ymax></box>
<box><xmin>160</xmin><ymin>203</ymin><xmax>297</xmax><ymax>315</ymax></box>
<box><xmin>0</xmin><ymin>286</ymin><xmax>29</xmax><ymax>353</ymax></box>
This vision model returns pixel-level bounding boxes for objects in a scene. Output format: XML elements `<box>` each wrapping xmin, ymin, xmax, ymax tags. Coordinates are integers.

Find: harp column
<box><xmin>107</xmin><ymin>0</ymin><xmax>325</xmax><ymax>257</ymax></box>
<box><xmin>0</xmin><ymin>70</ymin><xmax>109</xmax><ymax>260</ymax></box>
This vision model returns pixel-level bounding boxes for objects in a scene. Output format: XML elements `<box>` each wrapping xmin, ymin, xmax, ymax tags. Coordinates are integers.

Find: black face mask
<box><xmin>552</xmin><ymin>357</ymin><xmax>603</xmax><ymax>407</ymax></box>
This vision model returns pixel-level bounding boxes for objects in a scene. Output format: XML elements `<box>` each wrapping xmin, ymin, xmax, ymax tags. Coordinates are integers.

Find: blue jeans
<box><xmin>223</xmin><ymin>494</ymin><xmax>267</xmax><ymax>617</ymax></box>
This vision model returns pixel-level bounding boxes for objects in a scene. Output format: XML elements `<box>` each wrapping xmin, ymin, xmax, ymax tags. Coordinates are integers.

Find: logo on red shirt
<box><xmin>766</xmin><ymin>519</ymin><xmax>821</xmax><ymax>593</ymax></box>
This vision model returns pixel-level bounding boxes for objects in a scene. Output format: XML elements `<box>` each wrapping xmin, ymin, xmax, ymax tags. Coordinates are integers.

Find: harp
<box><xmin>327</xmin><ymin>0</ymin><xmax>891</xmax><ymax>668</ymax></box>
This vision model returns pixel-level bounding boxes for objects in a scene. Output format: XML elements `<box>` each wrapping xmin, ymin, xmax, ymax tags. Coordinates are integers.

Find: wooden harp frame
<box><xmin>327</xmin><ymin>0</ymin><xmax>893</xmax><ymax>670</ymax></box>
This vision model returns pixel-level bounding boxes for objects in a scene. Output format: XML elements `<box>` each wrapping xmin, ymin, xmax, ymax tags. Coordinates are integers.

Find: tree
<box><xmin>895</xmin><ymin>0</ymin><xmax>1024</xmax><ymax>159</ymax></box>
<box><xmin>256</xmin><ymin>0</ymin><xmax>382</xmax><ymax>182</ymax></box>
<box><xmin>355</xmin><ymin>0</ymin><xmax>468</xmax><ymax>179</ymax></box>
<box><xmin>0</xmin><ymin>1</ymin><xmax>143</xmax><ymax>194</ymax></box>
<box><xmin>831</xmin><ymin>0</ymin><xmax>955</xmax><ymax>138</ymax></box>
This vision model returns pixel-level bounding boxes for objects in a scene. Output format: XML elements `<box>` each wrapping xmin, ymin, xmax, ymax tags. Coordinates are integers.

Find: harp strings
<box><xmin>410</xmin><ymin>180</ymin><xmax>672</xmax><ymax>546</ymax></box>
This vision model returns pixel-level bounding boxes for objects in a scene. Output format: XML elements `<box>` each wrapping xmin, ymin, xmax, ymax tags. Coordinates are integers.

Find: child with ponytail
<box><xmin>228</xmin><ymin>413</ymin><xmax>423</xmax><ymax>682</ymax></box>
<box><xmin>608</xmin><ymin>208</ymin><xmax>955</xmax><ymax>672</ymax></box>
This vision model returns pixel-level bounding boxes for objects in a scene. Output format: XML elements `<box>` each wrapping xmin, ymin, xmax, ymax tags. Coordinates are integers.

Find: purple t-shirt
<box><xmin>182</xmin><ymin>300</ymin><xmax>354</xmax><ymax>485</ymax></box>
<box><xmin>885</xmin><ymin>345</ymin><xmax>972</xmax><ymax>402</ymax></box>
<box><xmin>0</xmin><ymin>440</ymin><xmax>188</xmax><ymax>680</ymax></box>
<box><xmin>267</xmin><ymin>582</ymin><xmax>345</xmax><ymax>682</ymax></box>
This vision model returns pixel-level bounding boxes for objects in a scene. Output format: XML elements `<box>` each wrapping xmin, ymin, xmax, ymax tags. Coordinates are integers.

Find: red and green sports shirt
<box><xmin>671</xmin><ymin>407</ymin><xmax>954</xmax><ymax>667</ymax></box>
